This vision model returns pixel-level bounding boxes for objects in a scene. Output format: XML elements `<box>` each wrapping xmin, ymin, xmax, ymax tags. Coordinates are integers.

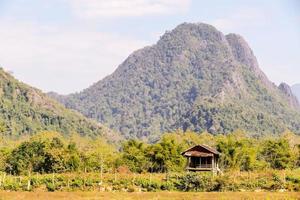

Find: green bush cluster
<box><xmin>119</xmin><ymin>137</ymin><xmax>185</xmax><ymax>173</ymax></box>
<box><xmin>0</xmin><ymin>131</ymin><xmax>118</xmax><ymax>176</ymax></box>
<box><xmin>120</xmin><ymin>130</ymin><xmax>300</xmax><ymax>173</ymax></box>
<box><xmin>1</xmin><ymin>130</ymin><xmax>299</xmax><ymax>176</ymax></box>
<box><xmin>0</xmin><ymin>130</ymin><xmax>299</xmax><ymax>193</ymax></box>
<box><xmin>0</xmin><ymin>170</ymin><xmax>299</xmax><ymax>192</ymax></box>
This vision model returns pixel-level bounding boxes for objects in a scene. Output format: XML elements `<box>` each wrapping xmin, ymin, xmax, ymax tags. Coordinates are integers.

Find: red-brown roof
<box><xmin>183</xmin><ymin>151</ymin><xmax>214</xmax><ymax>157</ymax></box>
<box><xmin>181</xmin><ymin>144</ymin><xmax>220</xmax><ymax>157</ymax></box>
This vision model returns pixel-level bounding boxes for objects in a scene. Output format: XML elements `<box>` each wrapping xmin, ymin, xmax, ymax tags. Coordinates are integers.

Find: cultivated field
<box><xmin>0</xmin><ymin>192</ymin><xmax>299</xmax><ymax>200</ymax></box>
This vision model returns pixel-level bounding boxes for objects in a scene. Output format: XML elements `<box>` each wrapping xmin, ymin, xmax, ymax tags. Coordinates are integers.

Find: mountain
<box><xmin>278</xmin><ymin>83</ymin><xmax>300</xmax><ymax>109</ymax></box>
<box><xmin>50</xmin><ymin>23</ymin><xmax>300</xmax><ymax>141</ymax></box>
<box><xmin>292</xmin><ymin>84</ymin><xmax>300</xmax><ymax>102</ymax></box>
<box><xmin>0</xmin><ymin>68</ymin><xmax>119</xmax><ymax>142</ymax></box>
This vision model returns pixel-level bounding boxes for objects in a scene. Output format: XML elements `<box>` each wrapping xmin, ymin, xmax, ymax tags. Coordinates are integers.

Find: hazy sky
<box><xmin>0</xmin><ymin>0</ymin><xmax>299</xmax><ymax>94</ymax></box>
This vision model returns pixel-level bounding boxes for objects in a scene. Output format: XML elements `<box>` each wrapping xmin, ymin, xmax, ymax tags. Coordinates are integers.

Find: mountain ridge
<box><xmin>0</xmin><ymin>68</ymin><xmax>120</xmax><ymax>142</ymax></box>
<box><xmin>49</xmin><ymin>22</ymin><xmax>300</xmax><ymax>141</ymax></box>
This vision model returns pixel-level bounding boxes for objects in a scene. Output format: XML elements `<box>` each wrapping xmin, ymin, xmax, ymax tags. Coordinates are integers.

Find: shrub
<box><xmin>46</xmin><ymin>182</ymin><xmax>56</xmax><ymax>192</ymax></box>
<box><xmin>174</xmin><ymin>173</ymin><xmax>214</xmax><ymax>192</ymax></box>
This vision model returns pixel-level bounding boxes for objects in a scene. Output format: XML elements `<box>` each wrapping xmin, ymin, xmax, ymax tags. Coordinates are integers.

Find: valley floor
<box><xmin>0</xmin><ymin>192</ymin><xmax>299</xmax><ymax>200</ymax></box>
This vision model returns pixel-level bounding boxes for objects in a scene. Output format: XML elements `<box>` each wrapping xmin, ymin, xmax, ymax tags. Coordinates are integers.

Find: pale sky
<box><xmin>0</xmin><ymin>0</ymin><xmax>299</xmax><ymax>94</ymax></box>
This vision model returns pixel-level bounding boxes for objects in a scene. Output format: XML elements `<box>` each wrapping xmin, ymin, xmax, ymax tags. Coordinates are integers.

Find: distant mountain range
<box><xmin>292</xmin><ymin>84</ymin><xmax>300</xmax><ymax>102</ymax></box>
<box><xmin>0</xmin><ymin>68</ymin><xmax>119</xmax><ymax>142</ymax></box>
<box><xmin>49</xmin><ymin>23</ymin><xmax>300</xmax><ymax>141</ymax></box>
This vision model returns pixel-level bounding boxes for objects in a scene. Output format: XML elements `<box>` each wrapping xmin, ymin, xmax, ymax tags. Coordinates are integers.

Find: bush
<box><xmin>160</xmin><ymin>181</ymin><xmax>174</xmax><ymax>191</ymax></box>
<box><xmin>135</xmin><ymin>177</ymin><xmax>162</xmax><ymax>191</ymax></box>
<box><xmin>211</xmin><ymin>175</ymin><xmax>233</xmax><ymax>192</ymax></box>
<box><xmin>174</xmin><ymin>173</ymin><xmax>214</xmax><ymax>192</ymax></box>
<box><xmin>0</xmin><ymin>171</ymin><xmax>299</xmax><ymax>192</ymax></box>
<box><xmin>46</xmin><ymin>182</ymin><xmax>56</xmax><ymax>192</ymax></box>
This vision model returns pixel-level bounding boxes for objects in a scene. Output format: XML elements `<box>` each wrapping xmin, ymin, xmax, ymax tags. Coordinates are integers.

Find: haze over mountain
<box><xmin>49</xmin><ymin>23</ymin><xmax>300</xmax><ymax>141</ymax></box>
<box><xmin>292</xmin><ymin>84</ymin><xmax>300</xmax><ymax>102</ymax></box>
<box><xmin>0</xmin><ymin>68</ymin><xmax>118</xmax><ymax>142</ymax></box>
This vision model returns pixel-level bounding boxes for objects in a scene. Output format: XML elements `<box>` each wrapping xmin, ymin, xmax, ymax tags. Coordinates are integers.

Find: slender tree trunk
<box><xmin>3</xmin><ymin>173</ymin><xmax>5</xmax><ymax>188</ymax></box>
<box><xmin>67</xmin><ymin>176</ymin><xmax>70</xmax><ymax>189</ymax></box>
<box><xmin>100</xmin><ymin>163</ymin><xmax>103</xmax><ymax>182</ymax></box>
<box><xmin>52</xmin><ymin>172</ymin><xmax>55</xmax><ymax>187</ymax></box>
<box><xmin>0</xmin><ymin>173</ymin><xmax>2</xmax><ymax>187</ymax></box>
<box><xmin>27</xmin><ymin>170</ymin><xmax>31</xmax><ymax>191</ymax></box>
<box><xmin>100</xmin><ymin>154</ymin><xmax>103</xmax><ymax>181</ymax></box>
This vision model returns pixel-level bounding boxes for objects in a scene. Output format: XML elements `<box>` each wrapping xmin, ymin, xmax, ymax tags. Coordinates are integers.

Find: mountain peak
<box><xmin>226</xmin><ymin>33</ymin><xmax>275</xmax><ymax>90</ymax></box>
<box><xmin>279</xmin><ymin>83</ymin><xmax>300</xmax><ymax>109</ymax></box>
<box><xmin>279</xmin><ymin>82</ymin><xmax>293</xmax><ymax>95</ymax></box>
<box><xmin>157</xmin><ymin>22</ymin><xmax>227</xmax><ymax>49</ymax></box>
<box><xmin>226</xmin><ymin>33</ymin><xmax>259</xmax><ymax>71</ymax></box>
<box><xmin>51</xmin><ymin>22</ymin><xmax>300</xmax><ymax>140</ymax></box>
<box><xmin>171</xmin><ymin>22</ymin><xmax>221</xmax><ymax>36</ymax></box>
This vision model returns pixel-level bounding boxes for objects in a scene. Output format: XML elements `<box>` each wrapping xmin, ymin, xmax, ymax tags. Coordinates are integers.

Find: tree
<box><xmin>80</xmin><ymin>139</ymin><xmax>118</xmax><ymax>173</ymax></box>
<box><xmin>0</xmin><ymin>147</ymin><xmax>10</xmax><ymax>172</ymax></box>
<box><xmin>216</xmin><ymin>131</ymin><xmax>263</xmax><ymax>171</ymax></box>
<box><xmin>6</xmin><ymin>141</ymin><xmax>46</xmax><ymax>175</ymax></box>
<box><xmin>43</xmin><ymin>137</ymin><xmax>68</xmax><ymax>173</ymax></box>
<box><xmin>121</xmin><ymin>140</ymin><xmax>150</xmax><ymax>173</ymax></box>
<box><xmin>260</xmin><ymin>139</ymin><xmax>292</xmax><ymax>169</ymax></box>
<box><xmin>146</xmin><ymin>137</ymin><xmax>185</xmax><ymax>173</ymax></box>
<box><xmin>65</xmin><ymin>142</ymin><xmax>80</xmax><ymax>172</ymax></box>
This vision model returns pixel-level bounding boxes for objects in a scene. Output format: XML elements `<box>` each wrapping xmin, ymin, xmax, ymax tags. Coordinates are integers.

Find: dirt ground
<box><xmin>0</xmin><ymin>192</ymin><xmax>299</xmax><ymax>200</ymax></box>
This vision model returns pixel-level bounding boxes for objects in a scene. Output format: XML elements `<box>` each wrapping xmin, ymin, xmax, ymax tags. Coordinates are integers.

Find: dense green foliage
<box><xmin>0</xmin><ymin>68</ymin><xmax>118</xmax><ymax>142</ymax></box>
<box><xmin>1</xmin><ymin>130</ymin><xmax>299</xmax><ymax>176</ymax></box>
<box><xmin>1</xmin><ymin>132</ymin><xmax>118</xmax><ymax>175</ymax></box>
<box><xmin>120</xmin><ymin>137</ymin><xmax>185</xmax><ymax>173</ymax></box>
<box><xmin>120</xmin><ymin>130</ymin><xmax>300</xmax><ymax>173</ymax></box>
<box><xmin>260</xmin><ymin>139</ymin><xmax>293</xmax><ymax>169</ymax></box>
<box><xmin>0</xmin><ymin>170</ymin><xmax>299</xmax><ymax>192</ymax></box>
<box><xmin>51</xmin><ymin>23</ymin><xmax>300</xmax><ymax>141</ymax></box>
<box><xmin>0</xmin><ymin>130</ymin><xmax>299</xmax><ymax>192</ymax></box>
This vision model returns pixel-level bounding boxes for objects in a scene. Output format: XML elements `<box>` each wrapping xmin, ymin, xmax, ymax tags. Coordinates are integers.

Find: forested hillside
<box><xmin>0</xmin><ymin>68</ymin><xmax>119</xmax><ymax>142</ymax></box>
<box><xmin>50</xmin><ymin>23</ymin><xmax>300</xmax><ymax>141</ymax></box>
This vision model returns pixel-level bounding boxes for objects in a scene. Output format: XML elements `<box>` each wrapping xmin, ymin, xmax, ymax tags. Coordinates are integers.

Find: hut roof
<box><xmin>181</xmin><ymin>144</ymin><xmax>220</xmax><ymax>157</ymax></box>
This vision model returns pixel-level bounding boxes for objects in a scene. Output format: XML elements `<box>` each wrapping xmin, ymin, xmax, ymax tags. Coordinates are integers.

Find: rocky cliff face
<box><xmin>50</xmin><ymin>23</ymin><xmax>300</xmax><ymax>141</ymax></box>
<box><xmin>279</xmin><ymin>83</ymin><xmax>300</xmax><ymax>109</ymax></box>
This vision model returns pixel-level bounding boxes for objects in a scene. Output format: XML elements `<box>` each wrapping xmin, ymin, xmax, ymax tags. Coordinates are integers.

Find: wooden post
<box><xmin>100</xmin><ymin>163</ymin><xmax>103</xmax><ymax>182</ymax></box>
<box><xmin>0</xmin><ymin>172</ymin><xmax>2</xmax><ymax>187</ymax></box>
<box><xmin>212</xmin><ymin>156</ymin><xmax>215</xmax><ymax>174</ymax></box>
<box><xmin>188</xmin><ymin>157</ymin><xmax>191</xmax><ymax>169</ymax></box>
<box><xmin>133</xmin><ymin>173</ymin><xmax>136</xmax><ymax>185</ymax></box>
<box><xmin>83</xmin><ymin>174</ymin><xmax>86</xmax><ymax>189</ymax></box>
<box><xmin>199</xmin><ymin>157</ymin><xmax>201</xmax><ymax>168</ymax></box>
<box><xmin>27</xmin><ymin>171</ymin><xmax>31</xmax><ymax>191</ymax></box>
<box><xmin>52</xmin><ymin>172</ymin><xmax>55</xmax><ymax>185</ymax></box>
<box><xmin>3</xmin><ymin>173</ymin><xmax>5</xmax><ymax>187</ymax></box>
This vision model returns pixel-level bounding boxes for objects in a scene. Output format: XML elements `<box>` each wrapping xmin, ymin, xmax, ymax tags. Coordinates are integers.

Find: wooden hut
<box><xmin>181</xmin><ymin>144</ymin><xmax>221</xmax><ymax>174</ymax></box>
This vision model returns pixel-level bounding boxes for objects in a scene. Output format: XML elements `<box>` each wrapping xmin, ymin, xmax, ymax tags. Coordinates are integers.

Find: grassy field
<box><xmin>0</xmin><ymin>192</ymin><xmax>299</xmax><ymax>200</ymax></box>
